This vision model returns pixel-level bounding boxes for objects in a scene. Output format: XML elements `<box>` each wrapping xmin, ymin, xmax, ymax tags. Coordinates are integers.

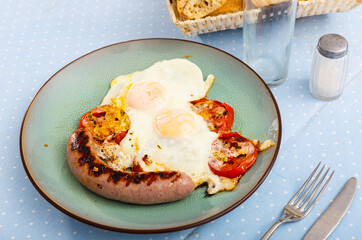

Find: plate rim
<box><xmin>19</xmin><ymin>38</ymin><xmax>282</xmax><ymax>234</ymax></box>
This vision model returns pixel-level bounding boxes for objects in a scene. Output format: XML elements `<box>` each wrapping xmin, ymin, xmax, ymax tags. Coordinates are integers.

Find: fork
<box><xmin>261</xmin><ymin>162</ymin><xmax>334</xmax><ymax>240</ymax></box>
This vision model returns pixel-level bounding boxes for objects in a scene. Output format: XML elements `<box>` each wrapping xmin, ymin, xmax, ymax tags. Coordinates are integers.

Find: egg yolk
<box><xmin>127</xmin><ymin>81</ymin><xmax>169</xmax><ymax>110</ymax></box>
<box><xmin>153</xmin><ymin>109</ymin><xmax>196</xmax><ymax>138</ymax></box>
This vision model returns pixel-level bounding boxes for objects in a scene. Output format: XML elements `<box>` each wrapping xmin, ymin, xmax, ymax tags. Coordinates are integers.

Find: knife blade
<box><xmin>303</xmin><ymin>177</ymin><xmax>357</xmax><ymax>240</ymax></box>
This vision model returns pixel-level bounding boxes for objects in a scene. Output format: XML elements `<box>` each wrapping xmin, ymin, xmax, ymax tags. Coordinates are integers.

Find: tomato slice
<box><xmin>190</xmin><ymin>98</ymin><xmax>234</xmax><ymax>134</ymax></box>
<box><xmin>78</xmin><ymin>105</ymin><xmax>130</xmax><ymax>144</ymax></box>
<box><xmin>208</xmin><ymin>132</ymin><xmax>257</xmax><ymax>178</ymax></box>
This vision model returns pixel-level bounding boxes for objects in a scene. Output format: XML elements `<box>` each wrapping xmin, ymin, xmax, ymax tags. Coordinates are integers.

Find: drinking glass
<box><xmin>242</xmin><ymin>0</ymin><xmax>298</xmax><ymax>86</ymax></box>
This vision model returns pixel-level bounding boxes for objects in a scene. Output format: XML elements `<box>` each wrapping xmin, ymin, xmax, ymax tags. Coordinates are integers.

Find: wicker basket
<box><xmin>167</xmin><ymin>0</ymin><xmax>361</xmax><ymax>36</ymax></box>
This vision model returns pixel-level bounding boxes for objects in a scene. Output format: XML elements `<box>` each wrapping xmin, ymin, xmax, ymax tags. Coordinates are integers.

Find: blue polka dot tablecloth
<box><xmin>0</xmin><ymin>0</ymin><xmax>361</xmax><ymax>239</ymax></box>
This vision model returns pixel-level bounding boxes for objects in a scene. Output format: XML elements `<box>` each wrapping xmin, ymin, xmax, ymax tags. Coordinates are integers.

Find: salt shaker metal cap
<box><xmin>309</xmin><ymin>33</ymin><xmax>349</xmax><ymax>101</ymax></box>
<box><xmin>317</xmin><ymin>34</ymin><xmax>348</xmax><ymax>59</ymax></box>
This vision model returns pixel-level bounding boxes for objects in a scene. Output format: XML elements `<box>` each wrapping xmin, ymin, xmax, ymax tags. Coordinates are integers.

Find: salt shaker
<box><xmin>309</xmin><ymin>34</ymin><xmax>348</xmax><ymax>101</ymax></box>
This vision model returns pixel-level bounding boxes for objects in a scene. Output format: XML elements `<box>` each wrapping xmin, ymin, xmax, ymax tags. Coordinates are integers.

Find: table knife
<box><xmin>303</xmin><ymin>177</ymin><xmax>357</xmax><ymax>240</ymax></box>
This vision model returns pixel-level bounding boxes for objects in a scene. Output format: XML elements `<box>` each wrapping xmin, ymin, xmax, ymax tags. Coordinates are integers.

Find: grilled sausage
<box><xmin>66</xmin><ymin>129</ymin><xmax>196</xmax><ymax>204</ymax></box>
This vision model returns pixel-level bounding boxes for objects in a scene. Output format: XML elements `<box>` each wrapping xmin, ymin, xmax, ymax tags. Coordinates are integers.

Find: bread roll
<box><xmin>251</xmin><ymin>0</ymin><xmax>289</xmax><ymax>8</ymax></box>
<box><xmin>177</xmin><ymin>0</ymin><xmax>227</xmax><ymax>19</ymax></box>
<box><xmin>208</xmin><ymin>0</ymin><xmax>243</xmax><ymax>16</ymax></box>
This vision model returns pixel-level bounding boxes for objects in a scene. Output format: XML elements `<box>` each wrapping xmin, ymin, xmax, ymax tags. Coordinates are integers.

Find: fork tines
<box><xmin>288</xmin><ymin>162</ymin><xmax>334</xmax><ymax>213</ymax></box>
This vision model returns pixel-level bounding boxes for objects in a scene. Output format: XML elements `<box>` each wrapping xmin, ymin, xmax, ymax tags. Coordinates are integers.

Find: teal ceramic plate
<box><xmin>20</xmin><ymin>39</ymin><xmax>281</xmax><ymax>233</ymax></box>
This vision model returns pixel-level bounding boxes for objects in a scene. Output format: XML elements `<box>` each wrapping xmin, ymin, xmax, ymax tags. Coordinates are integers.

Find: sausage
<box><xmin>66</xmin><ymin>129</ymin><xmax>196</xmax><ymax>204</ymax></box>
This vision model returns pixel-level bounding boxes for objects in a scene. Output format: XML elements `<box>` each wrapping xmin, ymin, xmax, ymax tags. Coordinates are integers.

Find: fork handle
<box><xmin>260</xmin><ymin>218</ymin><xmax>287</xmax><ymax>240</ymax></box>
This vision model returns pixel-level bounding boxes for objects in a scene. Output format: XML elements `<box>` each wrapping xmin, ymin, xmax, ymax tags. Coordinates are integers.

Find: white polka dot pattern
<box><xmin>0</xmin><ymin>1</ymin><xmax>361</xmax><ymax>239</ymax></box>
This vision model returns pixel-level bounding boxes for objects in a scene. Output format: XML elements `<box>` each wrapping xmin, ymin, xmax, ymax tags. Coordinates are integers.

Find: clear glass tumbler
<box><xmin>243</xmin><ymin>0</ymin><xmax>298</xmax><ymax>86</ymax></box>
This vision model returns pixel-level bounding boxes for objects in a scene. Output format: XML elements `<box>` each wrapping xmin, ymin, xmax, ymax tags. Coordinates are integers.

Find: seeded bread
<box><xmin>177</xmin><ymin>0</ymin><xmax>228</xmax><ymax>19</ymax></box>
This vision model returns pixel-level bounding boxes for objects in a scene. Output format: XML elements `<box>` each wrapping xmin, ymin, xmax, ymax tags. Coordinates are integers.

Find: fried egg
<box><xmin>101</xmin><ymin>59</ymin><xmax>239</xmax><ymax>194</ymax></box>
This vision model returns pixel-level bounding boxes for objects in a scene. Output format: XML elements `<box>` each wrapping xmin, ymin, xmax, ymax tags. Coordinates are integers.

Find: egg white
<box><xmin>101</xmin><ymin>59</ymin><xmax>240</xmax><ymax>194</ymax></box>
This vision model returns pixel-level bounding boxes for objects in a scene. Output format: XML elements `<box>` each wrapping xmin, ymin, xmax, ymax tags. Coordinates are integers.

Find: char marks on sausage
<box><xmin>67</xmin><ymin>129</ymin><xmax>195</xmax><ymax>204</ymax></box>
<box><xmin>71</xmin><ymin>130</ymin><xmax>182</xmax><ymax>186</ymax></box>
